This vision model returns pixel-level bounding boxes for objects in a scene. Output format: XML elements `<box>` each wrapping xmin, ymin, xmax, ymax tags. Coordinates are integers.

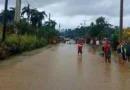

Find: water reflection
<box><xmin>118</xmin><ymin>64</ymin><xmax>130</xmax><ymax>90</ymax></box>
<box><xmin>78</xmin><ymin>55</ymin><xmax>82</xmax><ymax>61</ymax></box>
<box><xmin>88</xmin><ymin>48</ymin><xmax>96</xmax><ymax>54</ymax></box>
<box><xmin>104</xmin><ymin>63</ymin><xmax>111</xmax><ymax>78</ymax></box>
<box><xmin>0</xmin><ymin>46</ymin><xmax>52</xmax><ymax>68</ymax></box>
<box><xmin>77</xmin><ymin>55</ymin><xmax>83</xmax><ymax>76</ymax></box>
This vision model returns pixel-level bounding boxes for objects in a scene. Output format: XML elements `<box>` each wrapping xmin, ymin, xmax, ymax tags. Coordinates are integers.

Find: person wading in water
<box><xmin>78</xmin><ymin>41</ymin><xmax>83</xmax><ymax>55</ymax></box>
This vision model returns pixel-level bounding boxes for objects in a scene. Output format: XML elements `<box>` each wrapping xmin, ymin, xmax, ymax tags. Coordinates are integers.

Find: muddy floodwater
<box><xmin>0</xmin><ymin>44</ymin><xmax>130</xmax><ymax>90</ymax></box>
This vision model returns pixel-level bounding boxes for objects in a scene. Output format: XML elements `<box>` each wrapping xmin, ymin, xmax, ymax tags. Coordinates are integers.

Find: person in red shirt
<box><xmin>78</xmin><ymin>42</ymin><xmax>83</xmax><ymax>55</ymax></box>
<box><xmin>104</xmin><ymin>41</ymin><xmax>111</xmax><ymax>62</ymax></box>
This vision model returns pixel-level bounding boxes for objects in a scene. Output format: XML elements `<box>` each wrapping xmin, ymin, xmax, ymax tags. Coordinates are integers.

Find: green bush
<box><xmin>37</xmin><ymin>38</ymin><xmax>48</xmax><ymax>47</ymax></box>
<box><xmin>0</xmin><ymin>36</ymin><xmax>1</xmax><ymax>42</ymax></box>
<box><xmin>110</xmin><ymin>30</ymin><xmax>119</xmax><ymax>50</ymax></box>
<box><xmin>5</xmin><ymin>35</ymin><xmax>19</xmax><ymax>55</ymax></box>
<box><xmin>0</xmin><ymin>24</ymin><xmax>2</xmax><ymax>41</ymax></box>
<box><xmin>38</xmin><ymin>27</ymin><xmax>57</xmax><ymax>41</ymax></box>
<box><xmin>5</xmin><ymin>34</ymin><xmax>48</xmax><ymax>55</ymax></box>
<box><xmin>0</xmin><ymin>43</ymin><xmax>8</xmax><ymax>59</ymax></box>
<box><xmin>20</xmin><ymin>35</ymin><xmax>37</xmax><ymax>51</ymax></box>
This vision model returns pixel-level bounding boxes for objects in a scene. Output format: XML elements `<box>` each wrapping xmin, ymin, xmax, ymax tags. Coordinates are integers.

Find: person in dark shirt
<box><xmin>126</xmin><ymin>41</ymin><xmax>130</xmax><ymax>62</ymax></box>
<box><xmin>117</xmin><ymin>42</ymin><xmax>122</xmax><ymax>64</ymax></box>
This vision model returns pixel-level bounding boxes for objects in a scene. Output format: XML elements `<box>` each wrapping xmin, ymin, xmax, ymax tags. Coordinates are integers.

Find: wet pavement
<box><xmin>0</xmin><ymin>44</ymin><xmax>130</xmax><ymax>90</ymax></box>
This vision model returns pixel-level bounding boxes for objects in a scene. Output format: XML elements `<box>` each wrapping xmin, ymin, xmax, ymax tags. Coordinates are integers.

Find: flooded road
<box><xmin>0</xmin><ymin>44</ymin><xmax>130</xmax><ymax>90</ymax></box>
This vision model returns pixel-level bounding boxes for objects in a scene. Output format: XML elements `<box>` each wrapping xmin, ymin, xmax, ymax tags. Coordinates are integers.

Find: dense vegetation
<box><xmin>0</xmin><ymin>5</ymin><xmax>58</xmax><ymax>59</ymax></box>
<box><xmin>61</xmin><ymin>17</ymin><xmax>130</xmax><ymax>50</ymax></box>
<box><xmin>0</xmin><ymin>5</ymin><xmax>130</xmax><ymax>59</ymax></box>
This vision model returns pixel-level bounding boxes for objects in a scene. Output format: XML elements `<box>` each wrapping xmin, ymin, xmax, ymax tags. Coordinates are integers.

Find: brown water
<box><xmin>0</xmin><ymin>44</ymin><xmax>130</xmax><ymax>90</ymax></box>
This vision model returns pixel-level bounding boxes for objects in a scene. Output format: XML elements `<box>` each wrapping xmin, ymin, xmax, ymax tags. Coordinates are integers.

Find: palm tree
<box><xmin>8</xmin><ymin>7</ymin><xmax>15</xmax><ymax>23</ymax></box>
<box><xmin>50</xmin><ymin>20</ymin><xmax>57</xmax><ymax>29</ymax></box>
<box><xmin>30</xmin><ymin>9</ymin><xmax>38</xmax><ymax>27</ymax></box>
<box><xmin>0</xmin><ymin>10</ymin><xmax>4</xmax><ymax>23</ymax></box>
<box><xmin>30</xmin><ymin>9</ymin><xmax>47</xmax><ymax>27</ymax></box>
<box><xmin>37</xmin><ymin>11</ymin><xmax>47</xmax><ymax>27</ymax></box>
<box><xmin>44</xmin><ymin>20</ymin><xmax>57</xmax><ymax>29</ymax></box>
<box><xmin>21</xmin><ymin>5</ymin><xmax>31</xmax><ymax>22</ymax></box>
<box><xmin>0</xmin><ymin>7</ymin><xmax>15</xmax><ymax>24</ymax></box>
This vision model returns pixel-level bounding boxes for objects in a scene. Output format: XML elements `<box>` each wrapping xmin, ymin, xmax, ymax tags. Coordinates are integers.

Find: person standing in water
<box><xmin>117</xmin><ymin>42</ymin><xmax>122</xmax><ymax>64</ymax></box>
<box><xmin>121</xmin><ymin>40</ymin><xmax>127</xmax><ymax>63</ymax></box>
<box><xmin>126</xmin><ymin>41</ymin><xmax>130</xmax><ymax>62</ymax></box>
<box><xmin>100</xmin><ymin>38</ymin><xmax>106</xmax><ymax>57</ymax></box>
<box><xmin>78</xmin><ymin>42</ymin><xmax>83</xmax><ymax>55</ymax></box>
<box><xmin>104</xmin><ymin>41</ymin><xmax>111</xmax><ymax>63</ymax></box>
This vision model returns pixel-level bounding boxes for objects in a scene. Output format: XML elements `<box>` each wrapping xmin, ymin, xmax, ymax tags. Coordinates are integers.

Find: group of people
<box><xmin>101</xmin><ymin>39</ymin><xmax>130</xmax><ymax>64</ymax></box>
<box><xmin>77</xmin><ymin>38</ymin><xmax>130</xmax><ymax>64</ymax></box>
<box><xmin>77</xmin><ymin>39</ymin><xmax>100</xmax><ymax>55</ymax></box>
<box><xmin>117</xmin><ymin>40</ymin><xmax>130</xmax><ymax>64</ymax></box>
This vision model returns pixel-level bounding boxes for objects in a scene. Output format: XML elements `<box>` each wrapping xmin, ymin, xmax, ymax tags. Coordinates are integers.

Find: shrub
<box><xmin>5</xmin><ymin>34</ymin><xmax>48</xmax><ymax>55</ymax></box>
<box><xmin>110</xmin><ymin>30</ymin><xmax>119</xmax><ymax>50</ymax></box>
<box><xmin>37</xmin><ymin>38</ymin><xmax>48</xmax><ymax>47</ymax></box>
<box><xmin>20</xmin><ymin>35</ymin><xmax>37</xmax><ymax>51</ymax></box>
<box><xmin>0</xmin><ymin>24</ymin><xmax>2</xmax><ymax>40</ymax></box>
<box><xmin>0</xmin><ymin>43</ymin><xmax>8</xmax><ymax>60</ymax></box>
<box><xmin>5</xmin><ymin>35</ymin><xmax>19</xmax><ymax>55</ymax></box>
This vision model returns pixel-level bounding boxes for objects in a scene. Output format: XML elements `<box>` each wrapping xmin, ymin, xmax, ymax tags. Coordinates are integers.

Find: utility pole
<box><xmin>83</xmin><ymin>20</ymin><xmax>86</xmax><ymax>26</ymax></box>
<box><xmin>120</xmin><ymin>0</ymin><xmax>124</xmax><ymax>42</ymax></box>
<box><xmin>59</xmin><ymin>24</ymin><xmax>61</xmax><ymax>31</ymax></box>
<box><xmin>2</xmin><ymin>0</ymin><xmax>8</xmax><ymax>42</ymax></box>
<box><xmin>83</xmin><ymin>20</ymin><xmax>89</xmax><ymax>26</ymax></box>
<box><xmin>49</xmin><ymin>13</ymin><xmax>51</xmax><ymax>26</ymax></box>
<box><xmin>14</xmin><ymin>0</ymin><xmax>21</xmax><ymax>50</ymax></box>
<box><xmin>14</xmin><ymin>0</ymin><xmax>21</xmax><ymax>22</ymax></box>
<box><xmin>83</xmin><ymin>20</ymin><xmax>88</xmax><ymax>37</ymax></box>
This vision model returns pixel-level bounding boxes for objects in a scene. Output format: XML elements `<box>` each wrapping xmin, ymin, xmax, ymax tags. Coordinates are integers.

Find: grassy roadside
<box><xmin>0</xmin><ymin>34</ymin><xmax>49</xmax><ymax>60</ymax></box>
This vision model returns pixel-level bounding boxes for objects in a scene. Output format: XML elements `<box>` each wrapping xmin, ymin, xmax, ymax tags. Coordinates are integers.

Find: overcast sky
<box><xmin>0</xmin><ymin>0</ymin><xmax>130</xmax><ymax>29</ymax></box>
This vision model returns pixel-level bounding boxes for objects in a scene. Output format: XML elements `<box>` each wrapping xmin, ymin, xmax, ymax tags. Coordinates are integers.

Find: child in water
<box><xmin>78</xmin><ymin>42</ymin><xmax>83</xmax><ymax>55</ymax></box>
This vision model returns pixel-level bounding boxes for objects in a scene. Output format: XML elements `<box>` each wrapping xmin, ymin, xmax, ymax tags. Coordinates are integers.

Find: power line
<box><xmin>22</xmin><ymin>0</ymin><xmax>28</xmax><ymax>6</ymax></box>
<box><xmin>24</xmin><ymin>0</ymin><xmax>35</xmax><ymax>9</ymax></box>
<box><xmin>22</xmin><ymin>0</ymin><xmax>49</xmax><ymax>22</ymax></box>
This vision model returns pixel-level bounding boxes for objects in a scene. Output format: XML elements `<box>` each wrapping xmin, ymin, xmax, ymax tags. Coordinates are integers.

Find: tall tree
<box><xmin>88</xmin><ymin>16</ymin><xmax>111</xmax><ymax>39</ymax></box>
<box><xmin>0</xmin><ymin>7</ymin><xmax>15</xmax><ymax>23</ymax></box>
<box><xmin>21</xmin><ymin>5</ymin><xmax>31</xmax><ymax>22</ymax></box>
<box><xmin>37</xmin><ymin>11</ymin><xmax>47</xmax><ymax>27</ymax></box>
<box><xmin>44</xmin><ymin>20</ymin><xmax>57</xmax><ymax>29</ymax></box>
<box><xmin>8</xmin><ymin>7</ymin><xmax>15</xmax><ymax>23</ymax></box>
<box><xmin>30</xmin><ymin>9</ymin><xmax>47</xmax><ymax>27</ymax></box>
